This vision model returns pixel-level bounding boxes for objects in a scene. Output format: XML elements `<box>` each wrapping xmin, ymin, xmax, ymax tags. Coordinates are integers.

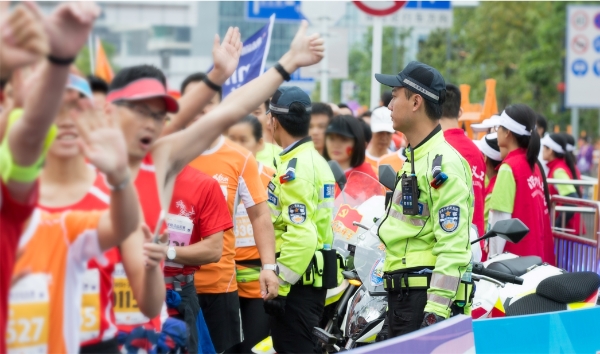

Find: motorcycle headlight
<box><xmin>345</xmin><ymin>287</ymin><xmax>387</xmax><ymax>339</ymax></box>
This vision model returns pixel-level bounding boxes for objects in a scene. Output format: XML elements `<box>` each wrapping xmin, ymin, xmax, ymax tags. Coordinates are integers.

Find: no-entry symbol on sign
<box><xmin>571</xmin><ymin>35</ymin><xmax>589</xmax><ymax>54</ymax></box>
<box><xmin>571</xmin><ymin>11</ymin><xmax>588</xmax><ymax>30</ymax></box>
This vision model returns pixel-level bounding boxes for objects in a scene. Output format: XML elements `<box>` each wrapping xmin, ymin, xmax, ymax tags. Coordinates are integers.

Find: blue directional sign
<box><xmin>405</xmin><ymin>1</ymin><xmax>451</xmax><ymax>9</ymax></box>
<box><xmin>594</xmin><ymin>60</ymin><xmax>600</xmax><ymax>76</ymax></box>
<box><xmin>245</xmin><ymin>1</ymin><xmax>304</xmax><ymax>22</ymax></box>
<box><xmin>595</xmin><ymin>12</ymin><xmax>600</xmax><ymax>29</ymax></box>
<box><xmin>572</xmin><ymin>59</ymin><xmax>588</xmax><ymax>76</ymax></box>
<box><xmin>594</xmin><ymin>36</ymin><xmax>600</xmax><ymax>53</ymax></box>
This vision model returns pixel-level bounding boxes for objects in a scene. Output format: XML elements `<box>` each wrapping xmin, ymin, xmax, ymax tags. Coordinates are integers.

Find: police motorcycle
<box><xmin>471</xmin><ymin>230</ymin><xmax>600</xmax><ymax>319</ymax></box>
<box><xmin>312</xmin><ymin>165</ymin><xmax>400</xmax><ymax>352</ymax></box>
<box><xmin>314</xmin><ymin>216</ymin><xmax>534</xmax><ymax>352</ymax></box>
<box><xmin>251</xmin><ymin>163</ymin><xmax>387</xmax><ymax>354</ymax></box>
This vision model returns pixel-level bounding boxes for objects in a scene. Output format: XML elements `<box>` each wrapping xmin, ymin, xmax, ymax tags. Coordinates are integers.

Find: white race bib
<box><xmin>234</xmin><ymin>203</ymin><xmax>255</xmax><ymax>247</ymax></box>
<box><xmin>79</xmin><ymin>268</ymin><xmax>101</xmax><ymax>342</ymax></box>
<box><xmin>112</xmin><ymin>263</ymin><xmax>148</xmax><ymax>326</ymax></box>
<box><xmin>7</xmin><ymin>273</ymin><xmax>50</xmax><ymax>354</ymax></box>
<box><xmin>165</xmin><ymin>214</ymin><xmax>194</xmax><ymax>268</ymax></box>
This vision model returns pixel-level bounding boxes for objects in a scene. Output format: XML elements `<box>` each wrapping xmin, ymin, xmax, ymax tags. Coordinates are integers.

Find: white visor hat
<box><xmin>474</xmin><ymin>133</ymin><xmax>502</xmax><ymax>161</ymax></box>
<box><xmin>497</xmin><ymin>110</ymin><xmax>532</xmax><ymax>136</ymax></box>
<box><xmin>471</xmin><ymin>115</ymin><xmax>502</xmax><ymax>132</ymax></box>
<box><xmin>541</xmin><ymin>135</ymin><xmax>564</xmax><ymax>154</ymax></box>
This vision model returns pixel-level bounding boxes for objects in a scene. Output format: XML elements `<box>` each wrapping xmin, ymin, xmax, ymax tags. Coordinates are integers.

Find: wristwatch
<box><xmin>422</xmin><ymin>312</ymin><xmax>445</xmax><ymax>327</ymax></box>
<box><xmin>262</xmin><ymin>264</ymin><xmax>280</xmax><ymax>276</ymax></box>
<box><xmin>167</xmin><ymin>246</ymin><xmax>176</xmax><ymax>261</ymax></box>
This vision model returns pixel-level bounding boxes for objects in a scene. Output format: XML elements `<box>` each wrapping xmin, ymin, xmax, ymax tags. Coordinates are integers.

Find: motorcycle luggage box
<box><xmin>487</xmin><ymin>256</ymin><xmax>542</xmax><ymax>276</ymax></box>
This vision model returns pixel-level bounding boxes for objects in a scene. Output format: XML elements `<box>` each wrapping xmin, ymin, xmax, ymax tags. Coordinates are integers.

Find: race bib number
<box><xmin>234</xmin><ymin>203</ymin><xmax>255</xmax><ymax>248</ymax></box>
<box><xmin>165</xmin><ymin>214</ymin><xmax>194</xmax><ymax>268</ymax></box>
<box><xmin>112</xmin><ymin>263</ymin><xmax>148</xmax><ymax>326</ymax></box>
<box><xmin>6</xmin><ymin>273</ymin><xmax>50</xmax><ymax>354</ymax></box>
<box><xmin>79</xmin><ymin>268</ymin><xmax>101</xmax><ymax>342</ymax></box>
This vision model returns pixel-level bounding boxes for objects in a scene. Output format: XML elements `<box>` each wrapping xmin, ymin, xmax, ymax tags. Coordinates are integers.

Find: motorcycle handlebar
<box><xmin>472</xmin><ymin>262</ymin><xmax>524</xmax><ymax>285</ymax></box>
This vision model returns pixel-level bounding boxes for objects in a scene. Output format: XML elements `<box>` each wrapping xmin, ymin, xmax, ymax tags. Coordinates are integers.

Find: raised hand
<box><xmin>0</xmin><ymin>2</ymin><xmax>49</xmax><ymax>79</ymax></box>
<box><xmin>141</xmin><ymin>224</ymin><xmax>168</xmax><ymax>269</ymax></box>
<box><xmin>73</xmin><ymin>102</ymin><xmax>129</xmax><ymax>186</ymax></box>
<box><xmin>211</xmin><ymin>27</ymin><xmax>243</xmax><ymax>84</ymax></box>
<box><xmin>43</xmin><ymin>2</ymin><xmax>100</xmax><ymax>59</ymax></box>
<box><xmin>286</xmin><ymin>20</ymin><xmax>325</xmax><ymax>69</ymax></box>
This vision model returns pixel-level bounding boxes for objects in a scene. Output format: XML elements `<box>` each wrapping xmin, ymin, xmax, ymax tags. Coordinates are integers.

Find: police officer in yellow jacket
<box><xmin>374</xmin><ymin>62</ymin><xmax>474</xmax><ymax>337</ymax></box>
<box><xmin>264</xmin><ymin>86</ymin><xmax>336</xmax><ymax>353</ymax></box>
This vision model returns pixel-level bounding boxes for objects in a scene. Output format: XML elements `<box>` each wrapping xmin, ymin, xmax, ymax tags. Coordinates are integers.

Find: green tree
<box><xmin>418</xmin><ymin>2</ymin><xmax>599</xmax><ymax>138</ymax></box>
<box><xmin>312</xmin><ymin>27</ymin><xmax>411</xmax><ymax>107</ymax></box>
<box><xmin>75</xmin><ymin>40</ymin><xmax>118</xmax><ymax>76</ymax></box>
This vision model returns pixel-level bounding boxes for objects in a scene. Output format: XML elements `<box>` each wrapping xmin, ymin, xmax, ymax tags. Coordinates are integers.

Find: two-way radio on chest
<box><xmin>401</xmin><ymin>148</ymin><xmax>420</xmax><ymax>215</ymax></box>
<box><xmin>401</xmin><ymin>146</ymin><xmax>448</xmax><ymax>216</ymax></box>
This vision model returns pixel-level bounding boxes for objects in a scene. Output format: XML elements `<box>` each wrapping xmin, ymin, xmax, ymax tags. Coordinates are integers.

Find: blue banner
<box><xmin>222</xmin><ymin>15</ymin><xmax>274</xmax><ymax>98</ymax></box>
<box><xmin>473</xmin><ymin>307</ymin><xmax>600</xmax><ymax>353</ymax></box>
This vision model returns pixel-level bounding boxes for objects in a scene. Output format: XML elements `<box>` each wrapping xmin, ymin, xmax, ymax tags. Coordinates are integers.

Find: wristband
<box><xmin>202</xmin><ymin>76</ymin><xmax>222</xmax><ymax>92</ymax></box>
<box><xmin>47</xmin><ymin>55</ymin><xmax>76</xmax><ymax>66</ymax></box>
<box><xmin>106</xmin><ymin>172</ymin><xmax>131</xmax><ymax>191</ymax></box>
<box><xmin>274</xmin><ymin>63</ymin><xmax>291</xmax><ymax>81</ymax></box>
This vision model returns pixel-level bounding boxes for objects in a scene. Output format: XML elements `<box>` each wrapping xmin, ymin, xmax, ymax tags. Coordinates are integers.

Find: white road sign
<box><xmin>566</xmin><ymin>5</ymin><xmax>600</xmax><ymax>108</ymax></box>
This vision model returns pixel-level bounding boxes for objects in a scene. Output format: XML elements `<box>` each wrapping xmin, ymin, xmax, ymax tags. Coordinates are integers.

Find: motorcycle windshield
<box><xmin>354</xmin><ymin>222</ymin><xmax>387</xmax><ymax>294</ymax></box>
<box><xmin>332</xmin><ymin>171</ymin><xmax>386</xmax><ymax>258</ymax></box>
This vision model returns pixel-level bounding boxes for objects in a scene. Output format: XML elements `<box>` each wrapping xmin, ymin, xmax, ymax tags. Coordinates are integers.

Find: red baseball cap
<box><xmin>107</xmin><ymin>78</ymin><xmax>179</xmax><ymax>113</ymax></box>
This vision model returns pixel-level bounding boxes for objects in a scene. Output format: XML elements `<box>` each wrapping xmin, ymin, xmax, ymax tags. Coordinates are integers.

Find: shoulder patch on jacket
<box><xmin>438</xmin><ymin>205</ymin><xmax>460</xmax><ymax>232</ymax></box>
<box><xmin>288</xmin><ymin>203</ymin><xmax>306</xmax><ymax>224</ymax></box>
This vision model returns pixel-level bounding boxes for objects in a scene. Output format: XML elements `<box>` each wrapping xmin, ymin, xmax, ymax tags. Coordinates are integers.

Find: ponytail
<box><xmin>526</xmin><ymin>129</ymin><xmax>541</xmax><ymax>170</ymax></box>
<box><xmin>563</xmin><ymin>148</ymin><xmax>582</xmax><ymax>198</ymax></box>
<box><xmin>536</xmin><ymin>160</ymin><xmax>551</xmax><ymax>208</ymax></box>
<box><xmin>505</xmin><ymin>104</ymin><xmax>539</xmax><ymax>171</ymax></box>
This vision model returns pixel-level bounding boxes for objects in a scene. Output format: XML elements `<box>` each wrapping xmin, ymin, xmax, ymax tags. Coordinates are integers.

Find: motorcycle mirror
<box><xmin>328</xmin><ymin>160</ymin><xmax>347</xmax><ymax>190</ymax></box>
<box><xmin>378</xmin><ymin>164</ymin><xmax>397</xmax><ymax>190</ymax></box>
<box><xmin>490</xmin><ymin>218</ymin><xmax>529</xmax><ymax>244</ymax></box>
<box><xmin>472</xmin><ymin>218</ymin><xmax>529</xmax><ymax>245</ymax></box>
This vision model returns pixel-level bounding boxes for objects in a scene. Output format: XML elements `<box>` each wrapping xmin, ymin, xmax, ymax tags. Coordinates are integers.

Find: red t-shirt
<box><xmin>335</xmin><ymin>161</ymin><xmax>378</xmax><ymax>197</ymax></box>
<box><xmin>0</xmin><ymin>182</ymin><xmax>38</xmax><ymax>354</ymax></box>
<box><xmin>444</xmin><ymin>129</ymin><xmax>486</xmax><ymax>235</ymax></box>
<box><xmin>165</xmin><ymin>166</ymin><xmax>233</xmax><ymax>280</ymax></box>
<box><xmin>112</xmin><ymin>154</ymin><xmax>168</xmax><ymax>333</ymax></box>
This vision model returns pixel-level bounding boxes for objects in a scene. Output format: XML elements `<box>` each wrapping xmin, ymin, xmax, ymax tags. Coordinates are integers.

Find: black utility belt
<box><xmin>383</xmin><ymin>271</ymin><xmax>432</xmax><ymax>292</ymax></box>
<box><xmin>300</xmin><ymin>249</ymin><xmax>344</xmax><ymax>290</ymax></box>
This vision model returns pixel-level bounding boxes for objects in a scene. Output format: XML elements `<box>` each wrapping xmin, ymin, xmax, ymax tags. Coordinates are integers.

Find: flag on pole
<box><xmin>94</xmin><ymin>37</ymin><xmax>114</xmax><ymax>83</ymax></box>
<box><xmin>217</xmin><ymin>15</ymin><xmax>275</xmax><ymax>98</ymax></box>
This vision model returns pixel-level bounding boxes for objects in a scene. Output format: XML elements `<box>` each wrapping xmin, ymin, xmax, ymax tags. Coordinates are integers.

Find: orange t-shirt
<box><xmin>234</xmin><ymin>163</ymin><xmax>275</xmax><ymax>298</ymax></box>
<box><xmin>188</xmin><ymin>136</ymin><xmax>268</xmax><ymax>294</ymax></box>
<box><xmin>8</xmin><ymin>209</ymin><xmax>102</xmax><ymax>354</ymax></box>
<box><xmin>39</xmin><ymin>171</ymin><xmax>118</xmax><ymax>346</ymax></box>
<box><xmin>365</xmin><ymin>150</ymin><xmax>388</xmax><ymax>175</ymax></box>
<box><xmin>378</xmin><ymin>149</ymin><xmax>406</xmax><ymax>173</ymax></box>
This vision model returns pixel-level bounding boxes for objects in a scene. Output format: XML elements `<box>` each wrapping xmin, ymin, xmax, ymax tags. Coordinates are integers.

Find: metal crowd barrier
<box><xmin>546</xmin><ymin>178</ymin><xmax>598</xmax><ymax>200</ymax></box>
<box><xmin>550</xmin><ymin>195</ymin><xmax>600</xmax><ymax>273</ymax></box>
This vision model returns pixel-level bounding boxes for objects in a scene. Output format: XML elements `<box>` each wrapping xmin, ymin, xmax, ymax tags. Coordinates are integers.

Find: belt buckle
<box><xmin>174</xmin><ymin>280</ymin><xmax>182</xmax><ymax>292</ymax></box>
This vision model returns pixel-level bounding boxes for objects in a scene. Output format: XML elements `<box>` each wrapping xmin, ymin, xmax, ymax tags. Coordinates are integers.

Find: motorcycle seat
<box><xmin>537</xmin><ymin>272</ymin><xmax>600</xmax><ymax>303</ymax></box>
<box><xmin>487</xmin><ymin>256</ymin><xmax>542</xmax><ymax>276</ymax></box>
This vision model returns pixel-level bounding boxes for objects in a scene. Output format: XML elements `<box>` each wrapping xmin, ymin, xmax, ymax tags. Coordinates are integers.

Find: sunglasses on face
<box><xmin>115</xmin><ymin>101</ymin><xmax>168</xmax><ymax>122</ymax></box>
